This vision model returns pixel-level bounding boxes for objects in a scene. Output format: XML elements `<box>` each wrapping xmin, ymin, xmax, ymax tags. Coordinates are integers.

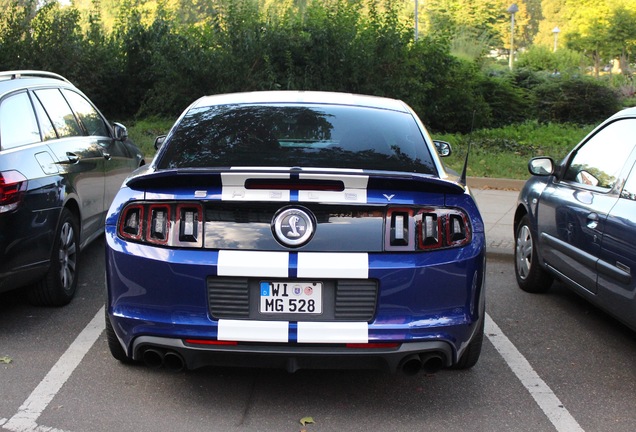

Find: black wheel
<box><xmin>514</xmin><ymin>214</ymin><xmax>553</xmax><ymax>293</ymax></box>
<box><xmin>105</xmin><ymin>309</ymin><xmax>134</xmax><ymax>363</ymax></box>
<box><xmin>29</xmin><ymin>208</ymin><xmax>79</xmax><ymax>306</ymax></box>
<box><xmin>453</xmin><ymin>318</ymin><xmax>484</xmax><ymax>370</ymax></box>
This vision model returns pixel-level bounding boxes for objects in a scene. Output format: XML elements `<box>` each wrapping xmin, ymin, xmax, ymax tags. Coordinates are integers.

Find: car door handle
<box><xmin>57</xmin><ymin>152</ymin><xmax>79</xmax><ymax>164</ymax></box>
<box><xmin>587</xmin><ymin>212</ymin><xmax>599</xmax><ymax>230</ymax></box>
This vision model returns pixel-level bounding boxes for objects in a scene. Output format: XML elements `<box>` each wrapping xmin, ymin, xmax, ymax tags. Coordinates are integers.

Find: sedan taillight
<box><xmin>0</xmin><ymin>170</ymin><xmax>27</xmax><ymax>213</ymax></box>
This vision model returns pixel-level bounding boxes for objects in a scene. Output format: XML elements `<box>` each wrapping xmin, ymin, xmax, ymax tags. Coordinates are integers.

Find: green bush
<box><xmin>533</xmin><ymin>77</ymin><xmax>622</xmax><ymax>124</ymax></box>
<box><xmin>517</xmin><ymin>46</ymin><xmax>584</xmax><ymax>74</ymax></box>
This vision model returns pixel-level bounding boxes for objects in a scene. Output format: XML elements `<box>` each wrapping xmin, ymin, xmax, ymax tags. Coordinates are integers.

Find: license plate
<box><xmin>260</xmin><ymin>281</ymin><xmax>322</xmax><ymax>314</ymax></box>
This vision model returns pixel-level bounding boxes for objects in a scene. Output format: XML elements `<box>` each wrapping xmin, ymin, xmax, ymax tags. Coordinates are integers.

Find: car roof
<box><xmin>191</xmin><ymin>91</ymin><xmax>411</xmax><ymax>113</ymax></box>
<box><xmin>0</xmin><ymin>70</ymin><xmax>74</xmax><ymax>97</ymax></box>
<box><xmin>610</xmin><ymin>106</ymin><xmax>636</xmax><ymax>120</ymax></box>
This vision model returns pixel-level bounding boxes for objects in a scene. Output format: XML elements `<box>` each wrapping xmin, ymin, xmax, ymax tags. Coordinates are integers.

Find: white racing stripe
<box><xmin>297</xmin><ymin>322</ymin><xmax>368</xmax><ymax>343</ymax></box>
<box><xmin>218</xmin><ymin>319</ymin><xmax>288</xmax><ymax>343</ymax></box>
<box><xmin>485</xmin><ymin>313</ymin><xmax>585</xmax><ymax>432</ymax></box>
<box><xmin>217</xmin><ymin>250</ymin><xmax>289</xmax><ymax>278</ymax></box>
<box><xmin>297</xmin><ymin>252</ymin><xmax>368</xmax><ymax>279</ymax></box>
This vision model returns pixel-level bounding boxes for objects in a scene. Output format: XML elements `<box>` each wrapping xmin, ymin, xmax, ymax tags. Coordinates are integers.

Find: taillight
<box><xmin>176</xmin><ymin>204</ymin><xmax>202</xmax><ymax>243</ymax></box>
<box><xmin>118</xmin><ymin>202</ymin><xmax>203</xmax><ymax>247</ymax></box>
<box><xmin>119</xmin><ymin>204</ymin><xmax>144</xmax><ymax>240</ymax></box>
<box><xmin>147</xmin><ymin>204</ymin><xmax>171</xmax><ymax>244</ymax></box>
<box><xmin>386</xmin><ymin>207</ymin><xmax>471</xmax><ymax>251</ymax></box>
<box><xmin>0</xmin><ymin>170</ymin><xmax>27</xmax><ymax>213</ymax></box>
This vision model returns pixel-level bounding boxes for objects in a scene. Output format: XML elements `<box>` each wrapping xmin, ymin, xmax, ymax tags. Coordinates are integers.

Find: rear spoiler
<box><xmin>126</xmin><ymin>168</ymin><xmax>468</xmax><ymax>195</ymax></box>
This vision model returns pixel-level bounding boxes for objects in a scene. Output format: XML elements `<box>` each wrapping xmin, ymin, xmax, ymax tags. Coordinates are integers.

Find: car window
<box><xmin>564</xmin><ymin>118</ymin><xmax>636</xmax><ymax>190</ymax></box>
<box><xmin>62</xmin><ymin>89</ymin><xmax>109</xmax><ymax>137</ymax></box>
<box><xmin>33</xmin><ymin>88</ymin><xmax>83</xmax><ymax>138</ymax></box>
<box><xmin>157</xmin><ymin>104</ymin><xmax>436</xmax><ymax>175</ymax></box>
<box><xmin>0</xmin><ymin>92</ymin><xmax>41</xmax><ymax>149</ymax></box>
<box><xmin>32</xmin><ymin>93</ymin><xmax>58</xmax><ymax>141</ymax></box>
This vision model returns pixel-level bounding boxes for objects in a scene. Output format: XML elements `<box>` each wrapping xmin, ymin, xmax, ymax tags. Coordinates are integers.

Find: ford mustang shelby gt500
<box><xmin>105</xmin><ymin>91</ymin><xmax>486</xmax><ymax>375</ymax></box>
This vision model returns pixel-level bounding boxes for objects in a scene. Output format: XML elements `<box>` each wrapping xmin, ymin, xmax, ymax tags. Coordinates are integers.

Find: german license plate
<box><xmin>260</xmin><ymin>281</ymin><xmax>322</xmax><ymax>314</ymax></box>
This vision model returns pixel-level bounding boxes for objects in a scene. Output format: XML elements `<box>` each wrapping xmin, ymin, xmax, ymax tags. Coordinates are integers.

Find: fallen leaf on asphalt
<box><xmin>300</xmin><ymin>417</ymin><xmax>315</xmax><ymax>426</ymax></box>
<box><xmin>0</xmin><ymin>356</ymin><xmax>12</xmax><ymax>364</ymax></box>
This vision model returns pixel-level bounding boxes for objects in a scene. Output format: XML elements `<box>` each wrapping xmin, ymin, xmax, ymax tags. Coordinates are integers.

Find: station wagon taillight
<box><xmin>0</xmin><ymin>170</ymin><xmax>27</xmax><ymax>213</ymax></box>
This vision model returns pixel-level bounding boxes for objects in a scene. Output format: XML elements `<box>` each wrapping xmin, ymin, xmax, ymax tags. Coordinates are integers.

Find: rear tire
<box><xmin>105</xmin><ymin>309</ymin><xmax>134</xmax><ymax>363</ymax></box>
<box><xmin>514</xmin><ymin>214</ymin><xmax>553</xmax><ymax>293</ymax></box>
<box><xmin>453</xmin><ymin>318</ymin><xmax>484</xmax><ymax>370</ymax></box>
<box><xmin>29</xmin><ymin>208</ymin><xmax>79</xmax><ymax>306</ymax></box>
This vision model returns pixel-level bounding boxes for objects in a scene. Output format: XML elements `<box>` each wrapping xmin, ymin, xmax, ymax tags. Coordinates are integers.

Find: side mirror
<box><xmin>113</xmin><ymin>122</ymin><xmax>128</xmax><ymax>141</ymax></box>
<box><xmin>154</xmin><ymin>135</ymin><xmax>167</xmax><ymax>150</ymax></box>
<box><xmin>433</xmin><ymin>140</ymin><xmax>452</xmax><ymax>157</ymax></box>
<box><xmin>528</xmin><ymin>157</ymin><xmax>555</xmax><ymax>176</ymax></box>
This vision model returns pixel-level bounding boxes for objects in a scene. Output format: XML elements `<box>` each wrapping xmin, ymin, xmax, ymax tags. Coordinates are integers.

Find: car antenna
<box><xmin>459</xmin><ymin>110</ymin><xmax>476</xmax><ymax>186</ymax></box>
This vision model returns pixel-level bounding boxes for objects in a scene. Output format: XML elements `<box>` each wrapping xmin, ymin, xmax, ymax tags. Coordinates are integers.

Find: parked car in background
<box><xmin>105</xmin><ymin>91</ymin><xmax>486</xmax><ymax>375</ymax></box>
<box><xmin>0</xmin><ymin>70</ymin><xmax>144</xmax><ymax>306</ymax></box>
<box><xmin>515</xmin><ymin>106</ymin><xmax>636</xmax><ymax>331</ymax></box>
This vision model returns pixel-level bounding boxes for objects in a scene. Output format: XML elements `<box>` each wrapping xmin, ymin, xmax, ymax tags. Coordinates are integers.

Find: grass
<box><xmin>126</xmin><ymin>118</ymin><xmax>594</xmax><ymax>180</ymax></box>
<box><xmin>435</xmin><ymin>121</ymin><xmax>595</xmax><ymax>179</ymax></box>
<box><xmin>126</xmin><ymin>117</ymin><xmax>176</xmax><ymax>161</ymax></box>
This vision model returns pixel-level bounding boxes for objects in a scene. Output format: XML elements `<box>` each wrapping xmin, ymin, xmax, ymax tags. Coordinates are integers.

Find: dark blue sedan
<box><xmin>105</xmin><ymin>91</ymin><xmax>486</xmax><ymax>374</ymax></box>
<box><xmin>515</xmin><ymin>106</ymin><xmax>636</xmax><ymax>331</ymax></box>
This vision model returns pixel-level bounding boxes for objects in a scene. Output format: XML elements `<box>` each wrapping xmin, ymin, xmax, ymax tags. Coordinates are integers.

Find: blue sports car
<box><xmin>105</xmin><ymin>91</ymin><xmax>486</xmax><ymax>374</ymax></box>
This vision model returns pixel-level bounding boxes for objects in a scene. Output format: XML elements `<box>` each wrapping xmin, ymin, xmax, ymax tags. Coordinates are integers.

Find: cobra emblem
<box><xmin>273</xmin><ymin>207</ymin><xmax>314</xmax><ymax>247</ymax></box>
<box><xmin>287</xmin><ymin>215</ymin><xmax>301</xmax><ymax>237</ymax></box>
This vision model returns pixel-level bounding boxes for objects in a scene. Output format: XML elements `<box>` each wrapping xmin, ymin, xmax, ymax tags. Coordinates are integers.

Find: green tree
<box><xmin>606</xmin><ymin>6</ymin><xmax>636</xmax><ymax>76</ymax></box>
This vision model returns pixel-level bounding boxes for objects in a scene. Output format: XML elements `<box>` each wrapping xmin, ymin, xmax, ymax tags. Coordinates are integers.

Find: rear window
<box><xmin>157</xmin><ymin>104</ymin><xmax>436</xmax><ymax>175</ymax></box>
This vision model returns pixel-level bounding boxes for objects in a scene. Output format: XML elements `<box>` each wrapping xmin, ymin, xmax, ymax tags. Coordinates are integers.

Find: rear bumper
<box><xmin>106</xmin><ymin>229</ymin><xmax>486</xmax><ymax>372</ymax></box>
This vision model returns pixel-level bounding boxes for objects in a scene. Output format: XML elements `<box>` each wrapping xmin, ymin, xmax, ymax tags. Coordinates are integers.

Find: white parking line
<box><xmin>485</xmin><ymin>313</ymin><xmax>585</xmax><ymax>432</ymax></box>
<box><xmin>2</xmin><ymin>307</ymin><xmax>105</xmax><ymax>432</ymax></box>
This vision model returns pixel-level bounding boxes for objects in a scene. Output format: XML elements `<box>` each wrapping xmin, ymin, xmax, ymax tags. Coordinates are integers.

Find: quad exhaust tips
<box><xmin>141</xmin><ymin>348</ymin><xmax>185</xmax><ymax>372</ymax></box>
<box><xmin>399</xmin><ymin>353</ymin><xmax>445</xmax><ymax>376</ymax></box>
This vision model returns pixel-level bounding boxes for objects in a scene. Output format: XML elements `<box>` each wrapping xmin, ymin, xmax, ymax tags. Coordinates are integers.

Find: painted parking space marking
<box><xmin>2</xmin><ymin>307</ymin><xmax>105</xmax><ymax>432</ymax></box>
<box><xmin>485</xmin><ymin>313</ymin><xmax>585</xmax><ymax>432</ymax></box>
<box><xmin>2</xmin><ymin>308</ymin><xmax>585</xmax><ymax>432</ymax></box>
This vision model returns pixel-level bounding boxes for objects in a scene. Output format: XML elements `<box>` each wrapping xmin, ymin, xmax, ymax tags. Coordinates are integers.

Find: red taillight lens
<box><xmin>0</xmin><ymin>170</ymin><xmax>27</xmax><ymax>213</ymax></box>
<box><xmin>418</xmin><ymin>212</ymin><xmax>442</xmax><ymax>249</ymax></box>
<box><xmin>417</xmin><ymin>208</ymin><xmax>471</xmax><ymax>250</ymax></box>
<box><xmin>147</xmin><ymin>204</ymin><xmax>171</xmax><ymax>244</ymax></box>
<box><xmin>118</xmin><ymin>202</ymin><xmax>203</xmax><ymax>247</ymax></box>
<box><xmin>119</xmin><ymin>204</ymin><xmax>144</xmax><ymax>240</ymax></box>
<box><xmin>176</xmin><ymin>204</ymin><xmax>202</xmax><ymax>243</ymax></box>
<box><xmin>184</xmin><ymin>339</ymin><xmax>237</xmax><ymax>346</ymax></box>
<box><xmin>346</xmin><ymin>342</ymin><xmax>400</xmax><ymax>349</ymax></box>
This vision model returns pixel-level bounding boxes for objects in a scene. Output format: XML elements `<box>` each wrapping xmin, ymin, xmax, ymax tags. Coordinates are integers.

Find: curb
<box><xmin>468</xmin><ymin>177</ymin><xmax>525</xmax><ymax>191</ymax></box>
